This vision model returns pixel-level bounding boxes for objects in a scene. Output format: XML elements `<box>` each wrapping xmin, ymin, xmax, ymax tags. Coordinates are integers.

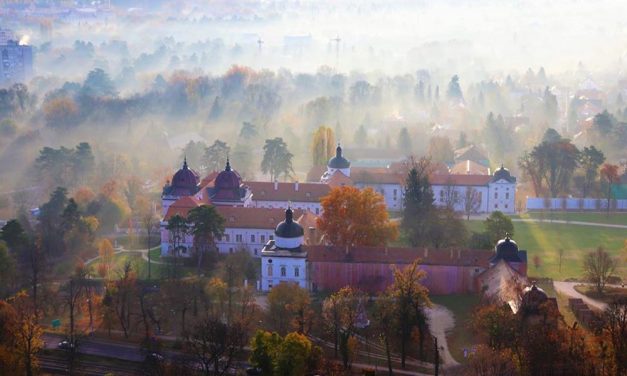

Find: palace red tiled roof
<box><xmin>306</xmin><ymin>245</ymin><xmax>493</xmax><ymax>267</ymax></box>
<box><xmin>164</xmin><ymin>198</ymin><xmax>303</xmax><ymax>230</ymax></box>
<box><xmin>217</xmin><ymin>206</ymin><xmax>303</xmax><ymax>229</ymax></box>
<box><xmin>246</xmin><ymin>181</ymin><xmax>330</xmax><ymax>202</ymax></box>
<box><xmin>429</xmin><ymin>174</ymin><xmax>493</xmax><ymax>186</ymax></box>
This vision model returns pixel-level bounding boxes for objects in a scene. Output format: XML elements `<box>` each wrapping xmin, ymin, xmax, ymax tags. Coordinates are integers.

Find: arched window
<box><xmin>267</xmin><ymin>265</ymin><xmax>273</xmax><ymax>277</ymax></box>
<box><xmin>280</xmin><ymin>266</ymin><xmax>286</xmax><ymax>277</ymax></box>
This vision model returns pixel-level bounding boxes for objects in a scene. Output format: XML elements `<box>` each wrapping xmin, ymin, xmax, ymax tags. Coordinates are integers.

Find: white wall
<box><xmin>487</xmin><ymin>180</ymin><xmax>516</xmax><ymax>214</ymax></box>
<box><xmin>526</xmin><ymin>197</ymin><xmax>627</xmax><ymax>211</ymax></box>
<box><xmin>261</xmin><ymin>255</ymin><xmax>307</xmax><ymax>291</ymax></box>
<box><xmin>354</xmin><ymin>183</ymin><xmax>404</xmax><ymax>211</ymax></box>
<box><xmin>160</xmin><ymin>223</ymin><xmax>276</xmax><ymax>258</ymax></box>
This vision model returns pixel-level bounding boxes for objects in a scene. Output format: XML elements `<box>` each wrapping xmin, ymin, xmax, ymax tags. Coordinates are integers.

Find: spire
<box><xmin>285</xmin><ymin>206</ymin><xmax>293</xmax><ymax>223</ymax></box>
<box><xmin>336</xmin><ymin>143</ymin><xmax>342</xmax><ymax>157</ymax></box>
<box><xmin>183</xmin><ymin>156</ymin><xmax>188</xmax><ymax>170</ymax></box>
<box><xmin>225</xmin><ymin>156</ymin><xmax>231</xmax><ymax>171</ymax></box>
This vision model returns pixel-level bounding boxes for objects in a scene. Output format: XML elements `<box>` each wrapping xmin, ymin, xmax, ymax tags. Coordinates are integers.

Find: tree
<box><xmin>600</xmin><ymin>163</ymin><xmax>619</xmax><ymax>216</ymax></box>
<box><xmin>528</xmin><ymin>133</ymin><xmax>580</xmax><ymax>197</ymax></box>
<box><xmin>187</xmin><ymin>205</ymin><xmax>225</xmax><ymax>276</ymax></box>
<box><xmin>261</xmin><ymin>138</ymin><xmax>294</xmax><ymax>181</ymax></box>
<box><xmin>322</xmin><ymin>287</ymin><xmax>368</xmax><ymax>368</ymax></box>
<box><xmin>81</xmin><ymin>68</ymin><xmax>117</xmax><ymax>97</ymax></box>
<box><xmin>311</xmin><ymin>126</ymin><xmax>336</xmax><ymax>166</ymax></box>
<box><xmin>462</xmin><ymin>186</ymin><xmax>482</xmax><ymax>220</ymax></box>
<box><xmin>386</xmin><ymin>259</ymin><xmax>432</xmax><ymax>366</ymax></box>
<box><xmin>446</xmin><ymin>74</ymin><xmax>463</xmax><ymax>102</ymax></box>
<box><xmin>317</xmin><ymin>186</ymin><xmax>398</xmax><ymax>247</ymax></box>
<box><xmin>603</xmin><ymin>298</ymin><xmax>627</xmax><ymax>376</ymax></box>
<box><xmin>165</xmin><ymin>214</ymin><xmax>188</xmax><ymax>278</ymax></box>
<box><xmin>484</xmin><ymin>211</ymin><xmax>514</xmax><ymax>245</ymax></box>
<box><xmin>5</xmin><ymin>291</ymin><xmax>43</xmax><ymax>376</ymax></box>
<box><xmin>583</xmin><ymin>247</ymin><xmax>616</xmax><ymax>295</ymax></box>
<box><xmin>578</xmin><ymin>146</ymin><xmax>605</xmax><ymax>197</ymax></box>
<box><xmin>180</xmin><ymin>140</ymin><xmax>208</xmax><ymax>172</ymax></box>
<box><xmin>518</xmin><ymin>151</ymin><xmax>543</xmax><ymax>197</ymax></box>
<box><xmin>105</xmin><ymin>261</ymin><xmax>137</xmax><ymax>338</ymax></box>
<box><xmin>267</xmin><ymin>283</ymin><xmax>312</xmax><ymax>335</ymax></box>
<box><xmin>354</xmin><ymin>125</ymin><xmax>367</xmax><ymax>145</ymax></box>
<box><xmin>98</xmin><ymin>239</ymin><xmax>115</xmax><ymax>279</ymax></box>
<box><xmin>249</xmin><ymin>331</ymin><xmax>320</xmax><ymax>376</ymax></box>
<box><xmin>43</xmin><ymin>97</ymin><xmax>79</xmax><ymax>128</ymax></box>
<box><xmin>427</xmin><ymin>136</ymin><xmax>454</xmax><ymax>164</ymax></box>
<box><xmin>185</xmin><ymin>317</ymin><xmax>247</xmax><ymax>376</ymax></box>
<box><xmin>463</xmin><ymin>345</ymin><xmax>517</xmax><ymax>376</ymax></box>
<box><xmin>398</xmin><ymin>127</ymin><xmax>412</xmax><ymax>155</ymax></box>
<box><xmin>203</xmin><ymin>140</ymin><xmax>230</xmax><ymax>172</ymax></box>
<box><xmin>0</xmin><ymin>243</ymin><xmax>16</xmax><ymax>297</ymax></box>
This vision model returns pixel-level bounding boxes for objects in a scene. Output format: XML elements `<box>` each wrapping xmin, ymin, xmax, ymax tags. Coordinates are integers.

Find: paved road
<box><xmin>44</xmin><ymin>333</ymin><xmax>145</xmax><ymax>362</ymax></box>
<box><xmin>553</xmin><ymin>281</ymin><xmax>608</xmax><ymax>311</ymax></box>
<box><xmin>84</xmin><ymin>246</ymin><xmax>166</xmax><ymax>266</ymax></box>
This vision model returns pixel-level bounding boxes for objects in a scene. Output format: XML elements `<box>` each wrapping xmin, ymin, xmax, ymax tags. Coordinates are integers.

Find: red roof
<box><xmin>351</xmin><ymin>170</ymin><xmax>405</xmax><ymax>185</ymax></box>
<box><xmin>246</xmin><ymin>181</ymin><xmax>330</xmax><ymax>202</ymax></box>
<box><xmin>164</xmin><ymin>196</ymin><xmax>203</xmax><ymax>220</ymax></box>
<box><xmin>306</xmin><ymin>245</ymin><xmax>493</xmax><ymax>267</ymax></box>
<box><xmin>429</xmin><ymin>174</ymin><xmax>492</xmax><ymax>186</ymax></box>
<box><xmin>216</xmin><ymin>206</ymin><xmax>303</xmax><ymax>229</ymax></box>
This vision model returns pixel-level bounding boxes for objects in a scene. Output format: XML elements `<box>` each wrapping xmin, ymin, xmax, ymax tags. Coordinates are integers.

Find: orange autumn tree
<box><xmin>317</xmin><ymin>186</ymin><xmax>398</xmax><ymax>247</ymax></box>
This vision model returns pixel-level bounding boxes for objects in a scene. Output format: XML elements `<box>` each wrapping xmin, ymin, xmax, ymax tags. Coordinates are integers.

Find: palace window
<box><xmin>315</xmin><ymin>208</ymin><xmax>320</xmax><ymax>215</ymax></box>
<box><xmin>494</xmin><ymin>192</ymin><xmax>498</xmax><ymax>199</ymax></box>
<box><xmin>280</xmin><ymin>266</ymin><xmax>286</xmax><ymax>277</ymax></box>
<box><xmin>270</xmin><ymin>235</ymin><xmax>274</xmax><ymax>240</ymax></box>
<box><xmin>225</xmin><ymin>234</ymin><xmax>230</xmax><ymax>242</ymax></box>
<box><xmin>294</xmin><ymin>267</ymin><xmax>300</xmax><ymax>277</ymax></box>
<box><xmin>251</xmin><ymin>234</ymin><xmax>255</xmax><ymax>243</ymax></box>
<box><xmin>506</xmin><ymin>193</ymin><xmax>509</xmax><ymax>199</ymax></box>
<box><xmin>261</xmin><ymin>235</ymin><xmax>266</xmax><ymax>243</ymax></box>
<box><xmin>236</xmin><ymin>234</ymin><xmax>242</xmax><ymax>242</ymax></box>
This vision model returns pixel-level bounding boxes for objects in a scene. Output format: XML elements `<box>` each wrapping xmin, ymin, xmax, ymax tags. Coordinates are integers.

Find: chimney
<box><xmin>274</xmin><ymin>180</ymin><xmax>278</xmax><ymax>190</ymax></box>
<box><xmin>295</xmin><ymin>181</ymin><xmax>299</xmax><ymax>191</ymax></box>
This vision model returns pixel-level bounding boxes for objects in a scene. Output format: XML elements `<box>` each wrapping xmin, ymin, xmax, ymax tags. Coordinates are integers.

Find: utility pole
<box><xmin>434</xmin><ymin>337</ymin><xmax>440</xmax><ymax>376</ymax></box>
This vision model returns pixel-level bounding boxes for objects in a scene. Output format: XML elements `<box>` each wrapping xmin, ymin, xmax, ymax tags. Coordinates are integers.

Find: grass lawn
<box><xmin>465</xmin><ymin>220</ymin><xmax>626</xmax><ymax>280</ymax></box>
<box><xmin>89</xmin><ymin>251</ymin><xmax>196</xmax><ymax>280</ymax></box>
<box><xmin>515</xmin><ymin>211</ymin><xmax>627</xmax><ymax>226</ymax></box>
<box><xmin>430</xmin><ymin>294</ymin><xmax>481</xmax><ymax>364</ymax></box>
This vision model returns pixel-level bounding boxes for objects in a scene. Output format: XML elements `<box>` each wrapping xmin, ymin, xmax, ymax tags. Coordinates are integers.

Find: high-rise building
<box><xmin>0</xmin><ymin>29</ymin><xmax>33</xmax><ymax>86</ymax></box>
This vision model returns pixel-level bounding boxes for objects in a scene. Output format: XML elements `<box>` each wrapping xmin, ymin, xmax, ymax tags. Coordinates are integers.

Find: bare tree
<box><xmin>442</xmin><ymin>177</ymin><xmax>461</xmax><ymax>210</ymax></box>
<box><xmin>583</xmin><ymin>247</ymin><xmax>616</xmax><ymax>295</ymax></box>
<box><xmin>603</xmin><ymin>298</ymin><xmax>627</xmax><ymax>375</ymax></box>
<box><xmin>462</xmin><ymin>186</ymin><xmax>482</xmax><ymax>220</ymax></box>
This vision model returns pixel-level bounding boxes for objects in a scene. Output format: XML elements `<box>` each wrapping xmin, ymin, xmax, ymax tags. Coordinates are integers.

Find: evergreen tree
<box><xmin>401</xmin><ymin>158</ymin><xmax>435</xmax><ymax>247</ymax></box>
<box><xmin>446</xmin><ymin>75</ymin><xmax>463</xmax><ymax>102</ymax></box>
<box><xmin>397</xmin><ymin>127</ymin><xmax>412</xmax><ymax>155</ymax></box>
<box><xmin>261</xmin><ymin>138</ymin><xmax>294</xmax><ymax>182</ymax></box>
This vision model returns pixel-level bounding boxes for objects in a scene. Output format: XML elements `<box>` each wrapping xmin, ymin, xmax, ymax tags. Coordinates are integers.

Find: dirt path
<box><xmin>553</xmin><ymin>281</ymin><xmax>608</xmax><ymax>311</ymax></box>
<box><xmin>426</xmin><ymin>304</ymin><xmax>459</xmax><ymax>368</ymax></box>
<box><xmin>84</xmin><ymin>247</ymin><xmax>166</xmax><ymax>266</ymax></box>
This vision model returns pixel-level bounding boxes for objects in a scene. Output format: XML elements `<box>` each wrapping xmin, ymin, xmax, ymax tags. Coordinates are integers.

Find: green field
<box><xmin>515</xmin><ymin>211</ymin><xmax>627</xmax><ymax>226</ymax></box>
<box><xmin>89</xmin><ymin>251</ymin><xmax>196</xmax><ymax>280</ymax></box>
<box><xmin>466</xmin><ymin>219</ymin><xmax>626</xmax><ymax>280</ymax></box>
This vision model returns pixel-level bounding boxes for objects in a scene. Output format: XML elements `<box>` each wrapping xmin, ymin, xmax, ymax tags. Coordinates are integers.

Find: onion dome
<box><xmin>214</xmin><ymin>158</ymin><xmax>241</xmax><ymax>190</ymax></box>
<box><xmin>492</xmin><ymin>164</ymin><xmax>516</xmax><ymax>183</ymax></box>
<box><xmin>171</xmin><ymin>157</ymin><xmax>200</xmax><ymax>190</ymax></box>
<box><xmin>520</xmin><ymin>283</ymin><xmax>549</xmax><ymax>315</ymax></box>
<box><xmin>490</xmin><ymin>234</ymin><xmax>523</xmax><ymax>263</ymax></box>
<box><xmin>328</xmin><ymin>144</ymin><xmax>351</xmax><ymax>169</ymax></box>
<box><xmin>274</xmin><ymin>207</ymin><xmax>304</xmax><ymax>250</ymax></box>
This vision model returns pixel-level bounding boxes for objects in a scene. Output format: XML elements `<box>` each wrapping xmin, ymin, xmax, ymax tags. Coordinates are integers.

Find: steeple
<box><xmin>285</xmin><ymin>206</ymin><xmax>293</xmax><ymax>223</ymax></box>
<box><xmin>225</xmin><ymin>156</ymin><xmax>231</xmax><ymax>171</ymax></box>
<box><xmin>183</xmin><ymin>156</ymin><xmax>188</xmax><ymax>170</ymax></box>
<box><xmin>336</xmin><ymin>143</ymin><xmax>342</xmax><ymax>157</ymax></box>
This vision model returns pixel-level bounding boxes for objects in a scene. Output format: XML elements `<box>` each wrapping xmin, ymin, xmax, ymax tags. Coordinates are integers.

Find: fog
<box><xmin>1</xmin><ymin>0</ymin><xmax>627</xmax><ymax>211</ymax></box>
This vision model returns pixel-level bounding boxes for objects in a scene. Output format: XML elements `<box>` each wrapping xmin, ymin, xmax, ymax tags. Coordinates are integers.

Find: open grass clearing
<box><xmin>465</xmin><ymin>220</ymin><xmax>626</xmax><ymax>280</ymax></box>
<box><xmin>515</xmin><ymin>211</ymin><xmax>627</xmax><ymax>226</ymax></box>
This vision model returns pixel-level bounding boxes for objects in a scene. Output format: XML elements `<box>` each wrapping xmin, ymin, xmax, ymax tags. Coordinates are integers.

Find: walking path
<box><xmin>426</xmin><ymin>304</ymin><xmax>460</xmax><ymax>368</ymax></box>
<box><xmin>553</xmin><ymin>281</ymin><xmax>608</xmax><ymax>311</ymax></box>
<box><xmin>84</xmin><ymin>247</ymin><xmax>166</xmax><ymax>266</ymax></box>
